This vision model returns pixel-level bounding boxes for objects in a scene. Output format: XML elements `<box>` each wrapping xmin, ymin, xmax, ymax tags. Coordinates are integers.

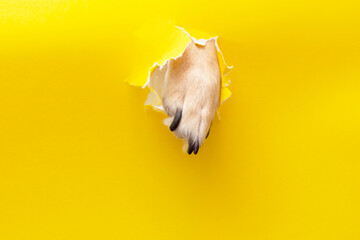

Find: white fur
<box><xmin>161</xmin><ymin>39</ymin><xmax>221</xmax><ymax>149</ymax></box>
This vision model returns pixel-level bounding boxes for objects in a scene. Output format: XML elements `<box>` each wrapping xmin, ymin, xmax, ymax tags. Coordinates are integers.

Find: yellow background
<box><xmin>1</xmin><ymin>0</ymin><xmax>360</xmax><ymax>239</ymax></box>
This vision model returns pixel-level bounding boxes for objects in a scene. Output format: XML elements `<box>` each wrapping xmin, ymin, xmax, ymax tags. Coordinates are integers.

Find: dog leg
<box><xmin>161</xmin><ymin>39</ymin><xmax>221</xmax><ymax>154</ymax></box>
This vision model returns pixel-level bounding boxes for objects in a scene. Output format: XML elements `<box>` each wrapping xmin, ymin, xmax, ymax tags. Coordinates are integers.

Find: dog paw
<box><xmin>161</xmin><ymin>39</ymin><xmax>221</xmax><ymax>154</ymax></box>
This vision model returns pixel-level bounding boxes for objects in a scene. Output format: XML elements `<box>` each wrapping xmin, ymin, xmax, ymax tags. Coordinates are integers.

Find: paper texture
<box><xmin>127</xmin><ymin>26</ymin><xmax>233</xmax><ymax>114</ymax></box>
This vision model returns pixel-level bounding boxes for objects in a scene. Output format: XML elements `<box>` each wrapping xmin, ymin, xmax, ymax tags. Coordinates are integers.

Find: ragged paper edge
<box><xmin>128</xmin><ymin>26</ymin><xmax>233</xmax><ymax>116</ymax></box>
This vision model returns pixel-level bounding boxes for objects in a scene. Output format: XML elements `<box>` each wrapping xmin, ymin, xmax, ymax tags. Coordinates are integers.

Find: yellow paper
<box><xmin>1</xmin><ymin>1</ymin><xmax>360</xmax><ymax>239</ymax></box>
<box><xmin>127</xmin><ymin>26</ymin><xmax>233</xmax><ymax>112</ymax></box>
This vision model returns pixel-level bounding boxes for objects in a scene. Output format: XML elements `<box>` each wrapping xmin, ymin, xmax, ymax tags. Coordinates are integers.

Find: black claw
<box><xmin>170</xmin><ymin>109</ymin><xmax>182</xmax><ymax>132</ymax></box>
<box><xmin>206</xmin><ymin>122</ymin><xmax>212</xmax><ymax>139</ymax></box>
<box><xmin>187</xmin><ymin>138</ymin><xmax>195</xmax><ymax>155</ymax></box>
<box><xmin>194</xmin><ymin>141</ymin><xmax>199</xmax><ymax>155</ymax></box>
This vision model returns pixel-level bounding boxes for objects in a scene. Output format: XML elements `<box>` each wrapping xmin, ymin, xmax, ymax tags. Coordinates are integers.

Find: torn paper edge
<box><xmin>143</xmin><ymin>26</ymin><xmax>233</xmax><ymax>114</ymax></box>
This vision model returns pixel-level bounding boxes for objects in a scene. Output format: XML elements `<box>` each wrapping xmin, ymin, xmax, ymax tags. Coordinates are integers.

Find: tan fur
<box><xmin>161</xmin><ymin>39</ymin><xmax>221</xmax><ymax>148</ymax></box>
